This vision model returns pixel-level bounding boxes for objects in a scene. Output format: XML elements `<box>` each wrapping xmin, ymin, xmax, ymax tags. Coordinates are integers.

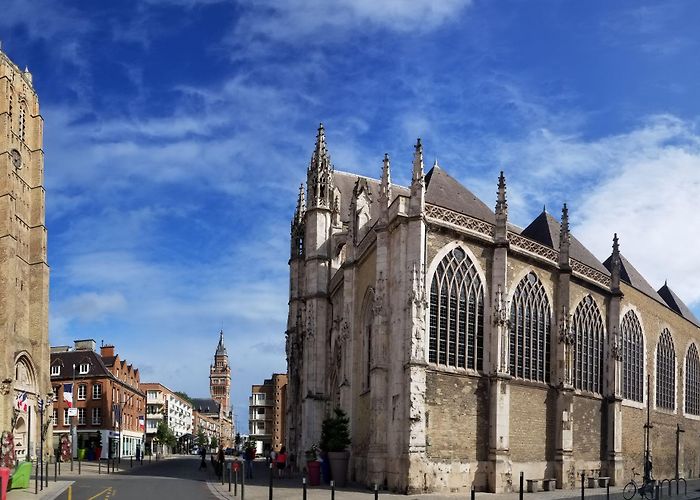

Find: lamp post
<box><xmin>71</xmin><ymin>363</ymin><xmax>76</xmax><ymax>469</ymax></box>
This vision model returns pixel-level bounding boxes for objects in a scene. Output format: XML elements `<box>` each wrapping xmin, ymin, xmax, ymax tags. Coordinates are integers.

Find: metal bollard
<box><xmin>229</xmin><ymin>464</ymin><xmax>232</xmax><ymax>492</ymax></box>
<box><xmin>99</xmin><ymin>459</ymin><xmax>101</xmax><ymax>474</ymax></box>
<box><xmin>331</xmin><ymin>480</ymin><xmax>335</xmax><ymax>500</ymax></box>
<box><xmin>131</xmin><ymin>456</ymin><xmax>133</xmax><ymax>468</ymax></box>
<box><xmin>54</xmin><ymin>460</ymin><xmax>57</xmax><ymax>482</ymax></box>
<box><xmin>302</xmin><ymin>477</ymin><xmax>307</xmax><ymax>500</ymax></box>
<box><xmin>471</xmin><ymin>484</ymin><xmax>475</xmax><ymax>500</ymax></box>
<box><xmin>606</xmin><ymin>482</ymin><xmax>609</xmax><ymax>500</ymax></box>
<box><xmin>78</xmin><ymin>458</ymin><xmax>81</xmax><ymax>475</ymax></box>
<box><xmin>34</xmin><ymin>461</ymin><xmax>38</xmax><ymax>494</ymax></box>
<box><xmin>241</xmin><ymin>461</ymin><xmax>246</xmax><ymax>500</ymax></box>
<box><xmin>46</xmin><ymin>460</ymin><xmax>49</xmax><ymax>487</ymax></box>
<box><xmin>519</xmin><ymin>472</ymin><xmax>524</xmax><ymax>500</ymax></box>
<box><xmin>269</xmin><ymin>462</ymin><xmax>273</xmax><ymax>500</ymax></box>
<box><xmin>235</xmin><ymin>469</ymin><xmax>238</xmax><ymax>497</ymax></box>
<box><xmin>580</xmin><ymin>472</ymin><xmax>585</xmax><ymax>500</ymax></box>
<box><xmin>374</xmin><ymin>483</ymin><xmax>379</xmax><ymax>500</ymax></box>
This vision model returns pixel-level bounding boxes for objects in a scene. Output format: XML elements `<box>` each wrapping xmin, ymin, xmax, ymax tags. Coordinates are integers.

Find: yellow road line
<box><xmin>87</xmin><ymin>487</ymin><xmax>113</xmax><ymax>500</ymax></box>
<box><xmin>68</xmin><ymin>485</ymin><xmax>72</xmax><ymax>500</ymax></box>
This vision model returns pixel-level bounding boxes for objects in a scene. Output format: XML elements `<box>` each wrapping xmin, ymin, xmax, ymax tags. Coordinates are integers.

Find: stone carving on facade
<box><xmin>558</xmin><ymin>306</ymin><xmax>574</xmax><ymax>386</ymax></box>
<box><xmin>305</xmin><ymin>302</ymin><xmax>315</xmax><ymax>340</ymax></box>
<box><xmin>0</xmin><ymin>379</ymin><xmax>12</xmax><ymax>395</ymax></box>
<box><xmin>609</xmin><ymin>326</ymin><xmax>623</xmax><ymax>361</ymax></box>
<box><xmin>425</xmin><ymin>204</ymin><xmax>495</xmax><ymax>238</ymax></box>
<box><xmin>409</xmin><ymin>262</ymin><xmax>428</xmax><ymax>362</ymax></box>
<box><xmin>508</xmin><ymin>233</ymin><xmax>559</xmax><ymax>263</ymax></box>
<box><xmin>570</xmin><ymin>260</ymin><xmax>612</xmax><ymax>288</ymax></box>
<box><xmin>372</xmin><ymin>273</ymin><xmax>385</xmax><ymax>316</ymax></box>
<box><xmin>493</xmin><ymin>284</ymin><xmax>511</xmax><ymax>373</ymax></box>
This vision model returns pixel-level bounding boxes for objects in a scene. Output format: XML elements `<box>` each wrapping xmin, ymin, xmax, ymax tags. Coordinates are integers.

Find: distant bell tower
<box><xmin>209</xmin><ymin>330</ymin><xmax>231</xmax><ymax>414</ymax></box>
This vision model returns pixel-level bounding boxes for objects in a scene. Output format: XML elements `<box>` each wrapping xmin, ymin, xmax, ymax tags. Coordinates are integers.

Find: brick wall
<box><xmin>573</xmin><ymin>396</ymin><xmax>604</xmax><ymax>461</ymax></box>
<box><xmin>510</xmin><ymin>384</ymin><xmax>555</xmax><ymax>461</ymax></box>
<box><xmin>425</xmin><ymin>371</ymin><xmax>489</xmax><ymax>461</ymax></box>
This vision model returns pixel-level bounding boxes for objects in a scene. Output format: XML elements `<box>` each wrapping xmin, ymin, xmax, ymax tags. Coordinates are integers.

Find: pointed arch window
<box><xmin>428</xmin><ymin>246</ymin><xmax>484</xmax><ymax>370</ymax></box>
<box><xmin>573</xmin><ymin>295</ymin><xmax>604</xmax><ymax>393</ymax></box>
<box><xmin>621</xmin><ymin>310</ymin><xmax>644</xmax><ymax>402</ymax></box>
<box><xmin>509</xmin><ymin>272</ymin><xmax>550</xmax><ymax>382</ymax></box>
<box><xmin>656</xmin><ymin>329</ymin><xmax>676</xmax><ymax>410</ymax></box>
<box><xmin>685</xmin><ymin>344</ymin><xmax>700</xmax><ymax>415</ymax></box>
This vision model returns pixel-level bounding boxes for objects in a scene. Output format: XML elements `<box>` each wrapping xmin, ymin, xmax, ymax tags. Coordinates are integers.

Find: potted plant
<box><xmin>305</xmin><ymin>443</ymin><xmax>321</xmax><ymax>486</ymax></box>
<box><xmin>321</xmin><ymin>408</ymin><xmax>351</xmax><ymax>487</ymax></box>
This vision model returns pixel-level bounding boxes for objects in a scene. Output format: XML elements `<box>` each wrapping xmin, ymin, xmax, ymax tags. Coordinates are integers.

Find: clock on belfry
<box><xmin>10</xmin><ymin>149</ymin><xmax>21</xmax><ymax>169</ymax></box>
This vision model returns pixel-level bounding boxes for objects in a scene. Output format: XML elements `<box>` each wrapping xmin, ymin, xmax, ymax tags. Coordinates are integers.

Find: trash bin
<box><xmin>0</xmin><ymin>467</ymin><xmax>10</xmax><ymax>500</ymax></box>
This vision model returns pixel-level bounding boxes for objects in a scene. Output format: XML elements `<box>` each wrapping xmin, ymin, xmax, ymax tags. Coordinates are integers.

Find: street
<box><xmin>54</xmin><ymin>456</ymin><xmax>217</xmax><ymax>500</ymax></box>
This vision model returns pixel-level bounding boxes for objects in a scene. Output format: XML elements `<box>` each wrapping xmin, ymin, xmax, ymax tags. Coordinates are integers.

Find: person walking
<box><xmin>275</xmin><ymin>446</ymin><xmax>287</xmax><ymax>478</ymax></box>
<box><xmin>198</xmin><ymin>446</ymin><xmax>207</xmax><ymax>471</ymax></box>
<box><xmin>217</xmin><ymin>446</ymin><xmax>225</xmax><ymax>478</ymax></box>
<box><xmin>245</xmin><ymin>445</ymin><xmax>254</xmax><ymax>479</ymax></box>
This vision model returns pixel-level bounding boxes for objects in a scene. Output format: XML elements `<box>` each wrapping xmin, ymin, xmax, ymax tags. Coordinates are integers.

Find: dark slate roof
<box><xmin>216</xmin><ymin>330</ymin><xmax>227</xmax><ymax>356</ymax></box>
<box><xmin>191</xmin><ymin>397</ymin><xmax>220</xmax><ymax>414</ymax></box>
<box><xmin>102</xmin><ymin>356</ymin><xmax>116</xmax><ymax>367</ymax></box>
<box><xmin>657</xmin><ymin>283</ymin><xmax>700</xmax><ymax>326</ymax></box>
<box><xmin>602</xmin><ymin>253</ymin><xmax>663</xmax><ymax>303</ymax></box>
<box><xmin>50</xmin><ymin>350</ymin><xmax>111</xmax><ymax>379</ymax></box>
<box><xmin>333</xmin><ymin>170</ymin><xmax>410</xmax><ymax>223</ymax></box>
<box><xmin>424</xmin><ymin>166</ymin><xmax>496</xmax><ymax>224</ymax></box>
<box><xmin>520</xmin><ymin>211</ymin><xmax>609</xmax><ymax>274</ymax></box>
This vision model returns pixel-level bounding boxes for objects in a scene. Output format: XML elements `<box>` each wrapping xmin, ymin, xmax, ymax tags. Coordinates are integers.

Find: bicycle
<box><xmin>623</xmin><ymin>468</ymin><xmax>654</xmax><ymax>500</ymax></box>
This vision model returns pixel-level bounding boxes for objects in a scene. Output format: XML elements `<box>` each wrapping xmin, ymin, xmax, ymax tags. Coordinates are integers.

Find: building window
<box><xmin>64</xmin><ymin>408</ymin><xmax>69</xmax><ymax>426</ymax></box>
<box><xmin>573</xmin><ymin>295</ymin><xmax>604</xmax><ymax>394</ymax></box>
<box><xmin>50</xmin><ymin>365</ymin><xmax>60</xmax><ymax>376</ymax></box>
<box><xmin>79</xmin><ymin>363</ymin><xmax>89</xmax><ymax>375</ymax></box>
<box><xmin>78</xmin><ymin>408</ymin><xmax>86</xmax><ymax>425</ymax></box>
<box><xmin>621</xmin><ymin>310</ymin><xmax>644</xmax><ymax>402</ymax></box>
<box><xmin>93</xmin><ymin>384</ymin><xmax>102</xmax><ymax>400</ymax></box>
<box><xmin>508</xmin><ymin>272</ymin><xmax>550</xmax><ymax>382</ymax></box>
<box><xmin>52</xmin><ymin>409</ymin><xmax>58</xmax><ymax>426</ymax></box>
<box><xmin>77</xmin><ymin>384</ymin><xmax>87</xmax><ymax>400</ymax></box>
<box><xmin>685</xmin><ymin>344</ymin><xmax>700</xmax><ymax>416</ymax></box>
<box><xmin>18</xmin><ymin>103</ymin><xmax>26</xmax><ymax>142</ymax></box>
<box><xmin>92</xmin><ymin>407</ymin><xmax>102</xmax><ymax>425</ymax></box>
<box><xmin>656</xmin><ymin>328</ymin><xmax>676</xmax><ymax>410</ymax></box>
<box><xmin>428</xmin><ymin>246</ymin><xmax>484</xmax><ymax>370</ymax></box>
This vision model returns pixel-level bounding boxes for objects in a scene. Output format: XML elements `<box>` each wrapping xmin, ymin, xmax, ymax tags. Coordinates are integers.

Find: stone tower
<box><xmin>209</xmin><ymin>330</ymin><xmax>231</xmax><ymax>413</ymax></box>
<box><xmin>0</xmin><ymin>47</ymin><xmax>50</xmax><ymax>460</ymax></box>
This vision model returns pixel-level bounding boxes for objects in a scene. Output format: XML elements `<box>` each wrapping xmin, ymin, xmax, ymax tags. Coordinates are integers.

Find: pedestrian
<box><xmin>245</xmin><ymin>445</ymin><xmax>254</xmax><ymax>479</ymax></box>
<box><xmin>217</xmin><ymin>446</ymin><xmax>225</xmax><ymax>478</ymax></box>
<box><xmin>198</xmin><ymin>445</ymin><xmax>207</xmax><ymax>471</ymax></box>
<box><xmin>270</xmin><ymin>447</ymin><xmax>277</xmax><ymax>465</ymax></box>
<box><xmin>275</xmin><ymin>446</ymin><xmax>287</xmax><ymax>478</ymax></box>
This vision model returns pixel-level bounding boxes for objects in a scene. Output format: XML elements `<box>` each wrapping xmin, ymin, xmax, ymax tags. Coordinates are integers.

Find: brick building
<box><xmin>0</xmin><ymin>47</ymin><xmax>50</xmax><ymax>462</ymax></box>
<box><xmin>249</xmin><ymin>373</ymin><xmax>287</xmax><ymax>453</ymax></box>
<box><xmin>286</xmin><ymin>126</ymin><xmax>700</xmax><ymax>493</ymax></box>
<box><xmin>50</xmin><ymin>340</ymin><xmax>145</xmax><ymax>459</ymax></box>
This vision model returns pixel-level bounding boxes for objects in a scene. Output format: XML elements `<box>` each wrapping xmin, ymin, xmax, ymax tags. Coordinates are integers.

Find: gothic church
<box><xmin>286</xmin><ymin>125</ymin><xmax>700</xmax><ymax>493</ymax></box>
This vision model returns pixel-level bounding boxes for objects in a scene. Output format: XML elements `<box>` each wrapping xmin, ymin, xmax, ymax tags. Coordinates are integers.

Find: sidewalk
<box><xmin>6</xmin><ymin>481</ymin><xmax>73</xmax><ymax>500</ymax></box>
<box><xmin>207</xmin><ymin>461</ymin><xmax>700</xmax><ymax>500</ymax></box>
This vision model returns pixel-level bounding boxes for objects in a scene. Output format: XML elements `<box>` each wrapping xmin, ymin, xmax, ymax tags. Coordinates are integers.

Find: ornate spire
<box><xmin>291</xmin><ymin>183</ymin><xmax>306</xmax><ymax>258</ymax></box>
<box><xmin>294</xmin><ymin>183</ymin><xmax>306</xmax><ymax>225</ymax></box>
<box><xmin>559</xmin><ymin>203</ymin><xmax>570</xmax><ymax>268</ymax></box>
<box><xmin>379</xmin><ymin>153</ymin><xmax>392</xmax><ymax>207</ymax></box>
<box><xmin>494</xmin><ymin>171</ymin><xmax>508</xmax><ymax>243</ymax></box>
<box><xmin>411</xmin><ymin>138</ymin><xmax>424</xmax><ymax>185</ymax></box>
<box><xmin>307</xmin><ymin>123</ymin><xmax>334</xmax><ymax>209</ymax></box>
<box><xmin>611</xmin><ymin>233</ymin><xmax>621</xmax><ymax>292</ymax></box>
<box><xmin>216</xmin><ymin>330</ymin><xmax>227</xmax><ymax>356</ymax></box>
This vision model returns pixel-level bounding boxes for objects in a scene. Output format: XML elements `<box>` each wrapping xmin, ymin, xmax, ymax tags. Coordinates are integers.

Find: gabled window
<box><xmin>573</xmin><ymin>295</ymin><xmax>604</xmax><ymax>394</ymax></box>
<box><xmin>50</xmin><ymin>365</ymin><xmax>60</xmax><ymax>376</ymax></box>
<box><xmin>656</xmin><ymin>329</ymin><xmax>676</xmax><ymax>410</ymax></box>
<box><xmin>79</xmin><ymin>363</ymin><xmax>90</xmax><ymax>375</ymax></box>
<box><xmin>429</xmin><ymin>247</ymin><xmax>484</xmax><ymax>370</ymax></box>
<box><xmin>509</xmin><ymin>272</ymin><xmax>550</xmax><ymax>382</ymax></box>
<box><xmin>621</xmin><ymin>310</ymin><xmax>644</xmax><ymax>402</ymax></box>
<box><xmin>685</xmin><ymin>344</ymin><xmax>700</xmax><ymax>416</ymax></box>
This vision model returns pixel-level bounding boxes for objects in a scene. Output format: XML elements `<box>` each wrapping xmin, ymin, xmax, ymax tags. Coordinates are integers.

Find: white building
<box><xmin>141</xmin><ymin>383</ymin><xmax>193</xmax><ymax>455</ymax></box>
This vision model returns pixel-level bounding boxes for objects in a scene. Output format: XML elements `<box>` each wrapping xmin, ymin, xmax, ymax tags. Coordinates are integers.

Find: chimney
<box><xmin>74</xmin><ymin>339</ymin><xmax>96</xmax><ymax>351</ymax></box>
<box><xmin>100</xmin><ymin>344</ymin><xmax>115</xmax><ymax>358</ymax></box>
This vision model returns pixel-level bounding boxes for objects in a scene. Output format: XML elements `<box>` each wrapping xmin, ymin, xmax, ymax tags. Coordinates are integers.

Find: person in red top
<box><xmin>275</xmin><ymin>446</ymin><xmax>287</xmax><ymax>478</ymax></box>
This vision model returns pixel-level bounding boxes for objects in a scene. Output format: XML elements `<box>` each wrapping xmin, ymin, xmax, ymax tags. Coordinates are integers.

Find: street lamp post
<box><xmin>71</xmin><ymin>363</ymin><xmax>76</xmax><ymax>471</ymax></box>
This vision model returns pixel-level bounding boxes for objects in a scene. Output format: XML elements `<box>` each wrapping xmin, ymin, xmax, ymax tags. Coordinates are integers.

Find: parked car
<box><xmin>225</xmin><ymin>448</ymin><xmax>234</xmax><ymax>455</ymax></box>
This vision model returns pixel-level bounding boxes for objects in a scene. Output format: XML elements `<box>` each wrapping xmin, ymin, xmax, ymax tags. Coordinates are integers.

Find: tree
<box><xmin>156</xmin><ymin>421</ymin><xmax>176</xmax><ymax>454</ymax></box>
<box><xmin>196</xmin><ymin>427</ymin><xmax>209</xmax><ymax>448</ymax></box>
<box><xmin>210</xmin><ymin>436</ymin><xmax>218</xmax><ymax>449</ymax></box>
<box><xmin>174</xmin><ymin>391</ymin><xmax>194</xmax><ymax>405</ymax></box>
<box><xmin>234</xmin><ymin>433</ymin><xmax>241</xmax><ymax>448</ymax></box>
<box><xmin>320</xmin><ymin>408</ymin><xmax>351</xmax><ymax>452</ymax></box>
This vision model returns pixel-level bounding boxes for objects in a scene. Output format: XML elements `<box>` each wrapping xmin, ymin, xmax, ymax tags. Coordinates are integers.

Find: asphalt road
<box><xmin>54</xmin><ymin>456</ymin><xmax>217</xmax><ymax>500</ymax></box>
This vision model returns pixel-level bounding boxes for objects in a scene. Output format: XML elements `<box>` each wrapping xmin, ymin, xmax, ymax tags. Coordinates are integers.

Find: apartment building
<box><xmin>140</xmin><ymin>382</ymin><xmax>193</xmax><ymax>454</ymax></box>
<box><xmin>249</xmin><ymin>373</ymin><xmax>287</xmax><ymax>453</ymax></box>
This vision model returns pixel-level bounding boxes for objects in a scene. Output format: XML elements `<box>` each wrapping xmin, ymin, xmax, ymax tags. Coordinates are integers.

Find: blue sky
<box><xmin>3</xmin><ymin>0</ymin><xmax>700</xmax><ymax>431</ymax></box>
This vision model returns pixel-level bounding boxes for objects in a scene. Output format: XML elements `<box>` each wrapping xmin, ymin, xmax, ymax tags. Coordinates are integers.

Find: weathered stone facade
<box><xmin>0</xmin><ymin>48</ymin><xmax>50</xmax><ymax>461</ymax></box>
<box><xmin>285</xmin><ymin>125</ymin><xmax>700</xmax><ymax>493</ymax></box>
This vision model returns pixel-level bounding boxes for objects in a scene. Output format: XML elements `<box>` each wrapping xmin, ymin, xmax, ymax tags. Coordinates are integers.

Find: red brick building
<box><xmin>50</xmin><ymin>340</ymin><xmax>145</xmax><ymax>459</ymax></box>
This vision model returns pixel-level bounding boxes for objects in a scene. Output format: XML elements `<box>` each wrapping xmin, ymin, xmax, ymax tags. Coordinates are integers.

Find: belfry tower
<box><xmin>209</xmin><ymin>330</ymin><xmax>231</xmax><ymax>413</ymax></box>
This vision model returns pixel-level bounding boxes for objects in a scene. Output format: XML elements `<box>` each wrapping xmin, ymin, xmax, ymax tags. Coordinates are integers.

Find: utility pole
<box><xmin>675</xmin><ymin>424</ymin><xmax>685</xmax><ymax>479</ymax></box>
<box><xmin>643</xmin><ymin>374</ymin><xmax>653</xmax><ymax>482</ymax></box>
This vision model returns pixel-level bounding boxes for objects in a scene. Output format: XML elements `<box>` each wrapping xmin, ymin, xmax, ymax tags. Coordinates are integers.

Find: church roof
<box><xmin>521</xmin><ymin>210</ymin><xmax>609</xmax><ymax>274</ymax></box>
<box><xmin>333</xmin><ymin>170</ymin><xmax>409</xmax><ymax>223</ymax></box>
<box><xmin>602</xmin><ymin>253</ymin><xmax>664</xmax><ymax>303</ymax></box>
<box><xmin>424</xmin><ymin>165</ymin><xmax>496</xmax><ymax>224</ymax></box>
<box><xmin>657</xmin><ymin>283</ymin><xmax>700</xmax><ymax>327</ymax></box>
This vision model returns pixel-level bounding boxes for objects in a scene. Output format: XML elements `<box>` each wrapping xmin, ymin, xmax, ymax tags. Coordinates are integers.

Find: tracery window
<box><xmin>621</xmin><ymin>310</ymin><xmax>644</xmax><ymax>402</ymax></box>
<box><xmin>573</xmin><ymin>295</ymin><xmax>604</xmax><ymax>393</ymax></box>
<box><xmin>685</xmin><ymin>344</ymin><xmax>700</xmax><ymax>416</ymax></box>
<box><xmin>18</xmin><ymin>103</ymin><xmax>26</xmax><ymax>142</ymax></box>
<box><xmin>509</xmin><ymin>272</ymin><xmax>550</xmax><ymax>382</ymax></box>
<box><xmin>428</xmin><ymin>246</ymin><xmax>484</xmax><ymax>370</ymax></box>
<box><xmin>656</xmin><ymin>328</ymin><xmax>676</xmax><ymax>410</ymax></box>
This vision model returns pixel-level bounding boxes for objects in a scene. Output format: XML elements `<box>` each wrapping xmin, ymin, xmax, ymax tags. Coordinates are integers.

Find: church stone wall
<box><xmin>509</xmin><ymin>383</ymin><xmax>551</xmax><ymax>462</ymax></box>
<box><xmin>572</xmin><ymin>395</ymin><xmax>604</xmax><ymax>461</ymax></box>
